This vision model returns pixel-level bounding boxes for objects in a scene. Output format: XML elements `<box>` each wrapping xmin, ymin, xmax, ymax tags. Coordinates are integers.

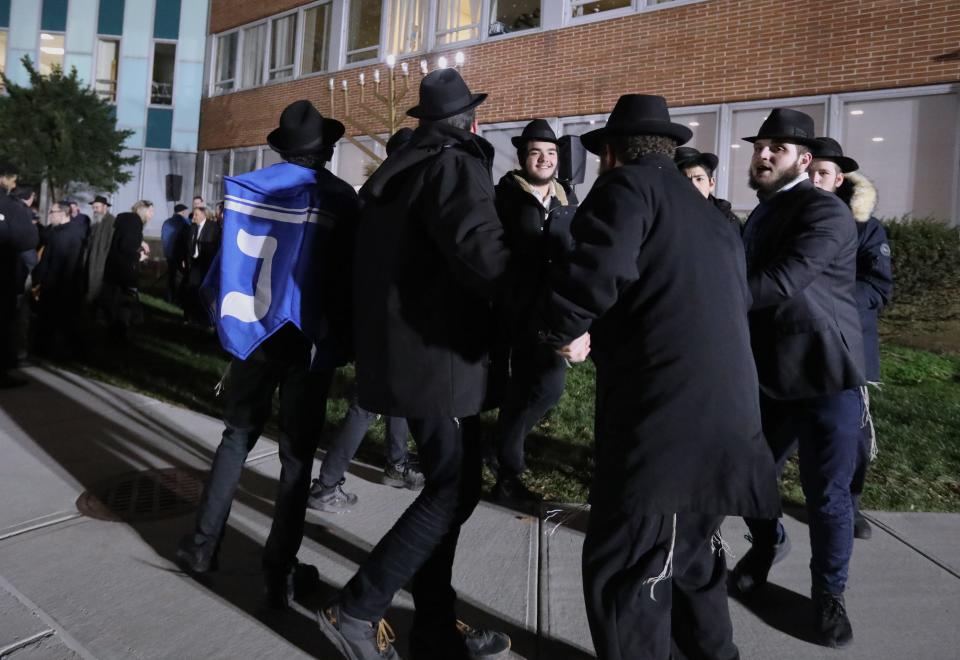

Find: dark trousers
<box><xmin>339</xmin><ymin>415</ymin><xmax>482</xmax><ymax>623</ymax></box>
<box><xmin>744</xmin><ymin>389</ymin><xmax>862</xmax><ymax>594</ymax></box>
<box><xmin>317</xmin><ymin>393</ymin><xmax>409</xmax><ymax>489</ymax></box>
<box><xmin>583</xmin><ymin>509</ymin><xmax>738</xmax><ymax>660</ymax></box>
<box><xmin>165</xmin><ymin>258</ymin><xmax>181</xmax><ymax>303</ymax></box>
<box><xmin>494</xmin><ymin>342</ymin><xmax>567</xmax><ymax>475</ymax></box>
<box><xmin>187</xmin><ymin>330</ymin><xmax>332</xmax><ymax>573</ymax></box>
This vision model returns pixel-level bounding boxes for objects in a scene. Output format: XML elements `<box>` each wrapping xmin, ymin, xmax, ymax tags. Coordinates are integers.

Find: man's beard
<box><xmin>748</xmin><ymin>160</ymin><xmax>805</xmax><ymax>197</ymax></box>
<box><xmin>92</xmin><ymin>212</ymin><xmax>104</xmax><ymax>224</ymax></box>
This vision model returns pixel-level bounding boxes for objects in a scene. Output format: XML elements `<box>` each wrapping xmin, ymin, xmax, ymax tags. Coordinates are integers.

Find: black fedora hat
<box><xmin>511</xmin><ymin>119</ymin><xmax>558</xmax><ymax>148</ymax></box>
<box><xmin>267</xmin><ymin>100</ymin><xmax>345</xmax><ymax>156</ymax></box>
<box><xmin>93</xmin><ymin>194</ymin><xmax>111</xmax><ymax>206</ymax></box>
<box><xmin>811</xmin><ymin>136</ymin><xmax>859</xmax><ymax>173</ymax></box>
<box><xmin>742</xmin><ymin>108</ymin><xmax>820</xmax><ymax>148</ymax></box>
<box><xmin>674</xmin><ymin>146</ymin><xmax>719</xmax><ymax>173</ymax></box>
<box><xmin>580</xmin><ymin>94</ymin><xmax>693</xmax><ymax>155</ymax></box>
<box><xmin>407</xmin><ymin>69</ymin><xmax>487</xmax><ymax>121</ymax></box>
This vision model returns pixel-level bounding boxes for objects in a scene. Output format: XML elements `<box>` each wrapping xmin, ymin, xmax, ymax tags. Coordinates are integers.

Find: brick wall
<box><xmin>200</xmin><ymin>0</ymin><xmax>960</xmax><ymax>150</ymax></box>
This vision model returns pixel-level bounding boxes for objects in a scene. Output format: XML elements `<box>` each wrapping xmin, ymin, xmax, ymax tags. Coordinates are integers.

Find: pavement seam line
<box><xmin>536</xmin><ymin>510</ymin><xmax>545</xmax><ymax>660</ymax></box>
<box><xmin>0</xmin><ymin>629</ymin><xmax>55</xmax><ymax>657</ymax></box>
<box><xmin>0</xmin><ymin>513</ymin><xmax>83</xmax><ymax>543</ymax></box>
<box><xmin>863</xmin><ymin>512</ymin><xmax>960</xmax><ymax>580</ymax></box>
<box><xmin>0</xmin><ymin>575</ymin><xmax>98</xmax><ymax>660</ymax></box>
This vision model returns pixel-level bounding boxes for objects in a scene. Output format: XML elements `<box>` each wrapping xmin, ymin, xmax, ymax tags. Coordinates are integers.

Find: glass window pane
<box><xmin>436</xmin><ymin>0</ymin><xmax>480</xmax><ymax>45</ymax></box>
<box><xmin>571</xmin><ymin>0</ymin><xmax>630</xmax><ymax>19</ymax></box>
<box><xmin>262</xmin><ymin>147</ymin><xmax>284</xmax><ymax>168</ymax></box>
<box><xmin>488</xmin><ymin>0</ymin><xmax>540</xmax><ymax>36</ymax></box>
<box><xmin>336</xmin><ymin>138</ymin><xmax>386</xmax><ymax>188</ymax></box>
<box><xmin>843</xmin><ymin>94</ymin><xmax>959</xmax><ymax>221</ymax></box>
<box><xmin>347</xmin><ymin>0</ymin><xmax>381</xmax><ymax>64</ymax></box>
<box><xmin>560</xmin><ymin>119</ymin><xmax>606</xmax><ymax>200</ymax></box>
<box><xmin>269</xmin><ymin>14</ymin><xmax>297</xmax><ymax>80</ymax></box>
<box><xmin>728</xmin><ymin>103</ymin><xmax>825</xmax><ymax>212</ymax></box>
<box><xmin>232</xmin><ymin>150</ymin><xmax>258</xmax><ymax>175</ymax></box>
<box><xmin>151</xmin><ymin>42</ymin><xmax>175</xmax><ymax>105</ymax></box>
<box><xmin>240</xmin><ymin>23</ymin><xmax>266</xmax><ymax>88</ymax></box>
<box><xmin>95</xmin><ymin>39</ymin><xmax>119</xmax><ymax>102</ymax></box>
<box><xmin>0</xmin><ymin>32</ymin><xmax>7</xmax><ymax>79</ymax></box>
<box><xmin>214</xmin><ymin>32</ymin><xmax>237</xmax><ymax>93</ymax></box>
<box><xmin>387</xmin><ymin>0</ymin><xmax>429</xmax><ymax>55</ymax></box>
<box><xmin>38</xmin><ymin>32</ymin><xmax>65</xmax><ymax>75</ymax></box>
<box><xmin>480</xmin><ymin>125</ymin><xmax>524</xmax><ymax>183</ymax></box>
<box><xmin>301</xmin><ymin>4</ymin><xmax>331</xmax><ymax>75</ymax></box>
<box><xmin>205</xmin><ymin>151</ymin><xmax>230</xmax><ymax>204</ymax></box>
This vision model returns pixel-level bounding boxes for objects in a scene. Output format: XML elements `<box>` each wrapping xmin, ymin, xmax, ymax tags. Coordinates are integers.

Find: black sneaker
<box><xmin>175</xmin><ymin>535</ymin><xmax>219</xmax><ymax>574</ymax></box>
<box><xmin>409</xmin><ymin>619</ymin><xmax>511</xmax><ymax>660</ymax></box>
<box><xmin>730</xmin><ymin>529</ymin><xmax>791</xmax><ymax>595</ymax></box>
<box><xmin>854</xmin><ymin>511</ymin><xmax>872</xmax><ymax>540</ymax></box>
<box><xmin>382</xmin><ymin>460</ymin><xmax>425</xmax><ymax>491</ymax></box>
<box><xmin>264</xmin><ymin>562</ymin><xmax>321</xmax><ymax>610</ymax></box>
<box><xmin>308</xmin><ymin>479</ymin><xmax>358</xmax><ymax>513</ymax></box>
<box><xmin>492</xmin><ymin>473</ymin><xmax>541</xmax><ymax>505</ymax></box>
<box><xmin>813</xmin><ymin>589</ymin><xmax>853</xmax><ymax>648</ymax></box>
<box><xmin>317</xmin><ymin>603</ymin><xmax>400</xmax><ymax>660</ymax></box>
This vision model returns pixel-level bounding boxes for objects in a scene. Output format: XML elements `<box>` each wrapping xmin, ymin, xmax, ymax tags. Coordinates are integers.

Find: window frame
<box><xmin>93</xmin><ymin>36</ymin><xmax>121</xmax><ymax>104</ymax></box>
<box><xmin>266</xmin><ymin>8</ymin><xmax>300</xmax><ymax>82</ymax></box>
<box><xmin>149</xmin><ymin>38</ymin><xmax>178</xmax><ymax>108</ymax></box>
<box><xmin>210</xmin><ymin>29</ymin><xmax>239</xmax><ymax>96</ymax></box>
<box><xmin>37</xmin><ymin>30</ymin><xmax>67</xmax><ymax>76</ymax></box>
<box><xmin>299</xmin><ymin>0</ymin><xmax>336</xmax><ymax>79</ymax></box>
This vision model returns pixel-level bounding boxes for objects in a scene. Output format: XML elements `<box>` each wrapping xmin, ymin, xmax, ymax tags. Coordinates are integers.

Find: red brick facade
<box><xmin>200</xmin><ymin>0</ymin><xmax>960</xmax><ymax>151</ymax></box>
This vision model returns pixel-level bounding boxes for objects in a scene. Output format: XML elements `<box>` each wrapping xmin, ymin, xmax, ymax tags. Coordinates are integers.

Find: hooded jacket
<box><xmin>836</xmin><ymin>172</ymin><xmax>892</xmax><ymax>381</ymax></box>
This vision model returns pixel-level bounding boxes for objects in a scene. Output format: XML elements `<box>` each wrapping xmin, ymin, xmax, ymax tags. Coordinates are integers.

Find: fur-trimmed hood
<box><xmin>836</xmin><ymin>171</ymin><xmax>878</xmax><ymax>222</ymax></box>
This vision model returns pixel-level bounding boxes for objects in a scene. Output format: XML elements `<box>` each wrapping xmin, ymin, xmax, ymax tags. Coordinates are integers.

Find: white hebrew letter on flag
<box><xmin>221</xmin><ymin>229</ymin><xmax>278</xmax><ymax>322</ymax></box>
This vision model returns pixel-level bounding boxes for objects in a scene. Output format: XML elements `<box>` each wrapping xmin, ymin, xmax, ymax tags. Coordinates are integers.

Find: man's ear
<box><xmin>835</xmin><ymin>172</ymin><xmax>845</xmax><ymax>188</ymax></box>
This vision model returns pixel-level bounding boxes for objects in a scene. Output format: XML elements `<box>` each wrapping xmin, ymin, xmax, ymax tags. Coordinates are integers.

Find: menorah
<box><xmin>328</xmin><ymin>51</ymin><xmax>465</xmax><ymax>166</ymax></box>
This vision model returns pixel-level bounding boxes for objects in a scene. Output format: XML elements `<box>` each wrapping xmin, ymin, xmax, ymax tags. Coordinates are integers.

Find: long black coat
<box><xmin>354</xmin><ymin>123</ymin><xmax>510</xmax><ymax>419</ymax></box>
<box><xmin>104</xmin><ymin>212</ymin><xmax>144</xmax><ymax>289</ymax></box>
<box><xmin>33</xmin><ymin>222</ymin><xmax>85</xmax><ymax>305</ymax></box>
<box><xmin>541</xmin><ymin>153</ymin><xmax>779</xmax><ymax>517</ymax></box>
<box><xmin>0</xmin><ymin>192</ymin><xmax>39</xmax><ymax>311</ymax></box>
<box><xmin>743</xmin><ymin>179</ymin><xmax>865</xmax><ymax>399</ymax></box>
<box><xmin>186</xmin><ymin>221</ymin><xmax>222</xmax><ymax>287</ymax></box>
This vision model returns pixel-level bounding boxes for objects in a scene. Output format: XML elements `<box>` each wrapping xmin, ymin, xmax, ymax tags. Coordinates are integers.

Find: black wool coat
<box><xmin>353</xmin><ymin>123</ymin><xmax>510</xmax><ymax>419</ymax></box>
<box><xmin>0</xmin><ymin>193</ymin><xmax>39</xmax><ymax>312</ymax></box>
<box><xmin>33</xmin><ymin>223</ymin><xmax>85</xmax><ymax>300</ymax></box>
<box><xmin>541</xmin><ymin>153</ymin><xmax>780</xmax><ymax>517</ymax></box>
<box><xmin>104</xmin><ymin>212</ymin><xmax>144</xmax><ymax>289</ymax></box>
<box><xmin>186</xmin><ymin>221</ymin><xmax>222</xmax><ymax>287</ymax></box>
<box><xmin>743</xmin><ymin>179</ymin><xmax>866</xmax><ymax>399</ymax></box>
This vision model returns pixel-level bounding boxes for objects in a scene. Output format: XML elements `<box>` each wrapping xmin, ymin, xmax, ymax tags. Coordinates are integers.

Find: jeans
<box><xmin>339</xmin><ymin>415</ymin><xmax>482</xmax><ymax>622</ymax></box>
<box><xmin>494</xmin><ymin>342</ymin><xmax>567</xmax><ymax>475</ymax></box>
<box><xmin>187</xmin><ymin>326</ymin><xmax>333</xmax><ymax>573</ymax></box>
<box><xmin>744</xmin><ymin>389</ymin><xmax>862</xmax><ymax>594</ymax></box>
<box><xmin>316</xmin><ymin>393</ymin><xmax>410</xmax><ymax>489</ymax></box>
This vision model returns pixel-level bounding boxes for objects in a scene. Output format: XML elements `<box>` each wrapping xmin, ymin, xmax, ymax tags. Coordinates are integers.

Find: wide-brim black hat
<box><xmin>407</xmin><ymin>69</ymin><xmax>486</xmax><ymax>121</ymax></box>
<box><xmin>811</xmin><ymin>136</ymin><xmax>859</xmax><ymax>173</ymax></box>
<box><xmin>674</xmin><ymin>146</ymin><xmax>719</xmax><ymax>172</ymax></box>
<box><xmin>580</xmin><ymin>94</ymin><xmax>693</xmax><ymax>155</ymax></box>
<box><xmin>511</xmin><ymin>119</ymin><xmax>558</xmax><ymax>148</ymax></box>
<box><xmin>93</xmin><ymin>194</ymin><xmax>111</xmax><ymax>206</ymax></box>
<box><xmin>267</xmin><ymin>100</ymin><xmax>345</xmax><ymax>156</ymax></box>
<box><xmin>742</xmin><ymin>108</ymin><xmax>820</xmax><ymax>148</ymax></box>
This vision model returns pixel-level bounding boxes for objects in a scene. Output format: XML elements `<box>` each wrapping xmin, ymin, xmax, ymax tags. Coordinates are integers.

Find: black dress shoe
<box><xmin>492</xmin><ymin>473</ymin><xmax>542</xmax><ymax>505</ymax></box>
<box><xmin>853</xmin><ymin>511</ymin><xmax>873</xmax><ymax>540</ymax></box>
<box><xmin>730</xmin><ymin>530</ymin><xmax>791</xmax><ymax>595</ymax></box>
<box><xmin>264</xmin><ymin>562</ymin><xmax>321</xmax><ymax>610</ymax></box>
<box><xmin>813</xmin><ymin>589</ymin><xmax>853</xmax><ymax>648</ymax></box>
<box><xmin>175</xmin><ymin>536</ymin><xmax>218</xmax><ymax>574</ymax></box>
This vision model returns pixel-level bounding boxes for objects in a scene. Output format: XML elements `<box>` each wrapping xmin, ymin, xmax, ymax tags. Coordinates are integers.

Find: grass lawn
<box><xmin>55</xmin><ymin>289</ymin><xmax>960</xmax><ymax>512</ymax></box>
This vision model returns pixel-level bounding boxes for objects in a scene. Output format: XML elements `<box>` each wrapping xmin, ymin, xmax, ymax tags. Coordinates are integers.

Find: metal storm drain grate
<box><xmin>76</xmin><ymin>468</ymin><xmax>206</xmax><ymax>522</ymax></box>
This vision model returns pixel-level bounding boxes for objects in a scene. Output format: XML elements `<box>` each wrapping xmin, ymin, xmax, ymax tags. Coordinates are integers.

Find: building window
<box><xmin>268</xmin><ymin>14</ymin><xmax>297</xmax><ymax>80</ymax></box>
<box><xmin>842</xmin><ymin>93</ymin><xmax>959</xmax><ymax>221</ymax></box>
<box><xmin>435</xmin><ymin>0</ymin><xmax>481</xmax><ymax>45</ymax></box>
<box><xmin>38</xmin><ymin>32</ymin><xmax>65</xmax><ymax>75</ymax></box>
<box><xmin>346</xmin><ymin>0</ymin><xmax>381</xmax><ymax>64</ymax></box>
<box><xmin>213</xmin><ymin>32</ymin><xmax>237</xmax><ymax>94</ymax></box>
<box><xmin>240</xmin><ymin>23</ymin><xmax>267</xmax><ymax>88</ymax></box>
<box><xmin>0</xmin><ymin>31</ymin><xmax>7</xmax><ymax>83</ymax></box>
<box><xmin>205</xmin><ymin>151</ymin><xmax>230</xmax><ymax>203</ymax></box>
<box><xmin>478</xmin><ymin>122</ymin><xmax>526</xmax><ymax>182</ymax></box>
<box><xmin>488</xmin><ymin>0</ymin><xmax>540</xmax><ymax>36</ymax></box>
<box><xmin>387</xmin><ymin>0</ymin><xmax>429</xmax><ymax>56</ymax></box>
<box><xmin>301</xmin><ymin>3</ymin><xmax>332</xmax><ymax>75</ymax></box>
<box><xmin>151</xmin><ymin>42</ymin><xmax>176</xmax><ymax>105</ymax></box>
<box><xmin>728</xmin><ymin>103</ymin><xmax>825</xmax><ymax>212</ymax></box>
<box><xmin>262</xmin><ymin>147</ymin><xmax>284</xmax><ymax>168</ymax></box>
<box><xmin>570</xmin><ymin>0</ymin><xmax>632</xmax><ymax>19</ymax></box>
<box><xmin>336</xmin><ymin>138</ymin><xmax>386</xmax><ymax>188</ymax></box>
<box><xmin>232</xmin><ymin>149</ymin><xmax>259</xmax><ymax>175</ymax></box>
<box><xmin>95</xmin><ymin>38</ymin><xmax>120</xmax><ymax>103</ymax></box>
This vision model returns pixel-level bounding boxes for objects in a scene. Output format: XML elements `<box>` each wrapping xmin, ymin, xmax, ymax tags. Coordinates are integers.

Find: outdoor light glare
<box><xmin>420</xmin><ymin>59</ymin><xmax>428</xmax><ymax>74</ymax></box>
<box><xmin>688</xmin><ymin>121</ymin><xmax>700</xmax><ymax>127</ymax></box>
<box><xmin>850</xmin><ymin>110</ymin><xmax>865</xmax><ymax>116</ymax></box>
<box><xmin>328</xmin><ymin>78</ymin><xmax>334</xmax><ymax>91</ymax></box>
<box><xmin>40</xmin><ymin>33</ymin><xmax>54</xmax><ymax>41</ymax></box>
<box><xmin>359</xmin><ymin>72</ymin><xmax>365</xmax><ymax>85</ymax></box>
<box><xmin>401</xmin><ymin>62</ymin><xmax>409</xmax><ymax>75</ymax></box>
<box><xmin>731</xmin><ymin>144</ymin><xmax>740</xmax><ymax>149</ymax></box>
<box><xmin>373</xmin><ymin>69</ymin><xmax>380</xmax><ymax>83</ymax></box>
<box><xmin>386</xmin><ymin>54</ymin><xmax>396</xmax><ymax>68</ymax></box>
<box><xmin>437</xmin><ymin>56</ymin><xmax>448</xmax><ymax>68</ymax></box>
<box><xmin>455</xmin><ymin>52</ymin><xmax>465</xmax><ymax>66</ymax></box>
<box><xmin>40</xmin><ymin>47</ymin><xmax>64</xmax><ymax>55</ymax></box>
<box><xmin>872</xmin><ymin>137</ymin><xmax>884</xmax><ymax>142</ymax></box>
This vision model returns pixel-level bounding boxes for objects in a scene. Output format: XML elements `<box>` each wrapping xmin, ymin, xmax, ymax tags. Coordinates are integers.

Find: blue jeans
<box><xmin>317</xmin><ymin>394</ymin><xmax>410</xmax><ymax>489</ymax></box>
<box><xmin>338</xmin><ymin>415</ymin><xmax>482</xmax><ymax>622</ymax></box>
<box><xmin>745</xmin><ymin>388</ymin><xmax>862</xmax><ymax>594</ymax></box>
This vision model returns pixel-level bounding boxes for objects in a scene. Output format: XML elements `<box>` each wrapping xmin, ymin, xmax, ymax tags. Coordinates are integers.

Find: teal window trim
<box><xmin>0</xmin><ymin>0</ymin><xmax>11</xmax><ymax>29</ymax></box>
<box><xmin>145</xmin><ymin>107</ymin><xmax>173</xmax><ymax>149</ymax></box>
<box><xmin>153</xmin><ymin>0</ymin><xmax>181</xmax><ymax>40</ymax></box>
<box><xmin>41</xmin><ymin>0</ymin><xmax>68</xmax><ymax>32</ymax></box>
<box><xmin>97</xmin><ymin>0</ymin><xmax>125</xmax><ymax>37</ymax></box>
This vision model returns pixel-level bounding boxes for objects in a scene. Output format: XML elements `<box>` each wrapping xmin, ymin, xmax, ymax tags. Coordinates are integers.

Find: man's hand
<box><xmin>558</xmin><ymin>332</ymin><xmax>590</xmax><ymax>363</ymax></box>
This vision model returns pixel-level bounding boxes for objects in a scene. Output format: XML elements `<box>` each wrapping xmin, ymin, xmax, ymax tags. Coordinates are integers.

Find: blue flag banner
<box><xmin>205</xmin><ymin>162</ymin><xmax>341</xmax><ymax>360</ymax></box>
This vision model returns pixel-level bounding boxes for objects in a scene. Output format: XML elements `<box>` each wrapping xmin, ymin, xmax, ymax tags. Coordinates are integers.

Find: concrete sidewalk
<box><xmin>0</xmin><ymin>365</ymin><xmax>957</xmax><ymax>659</ymax></box>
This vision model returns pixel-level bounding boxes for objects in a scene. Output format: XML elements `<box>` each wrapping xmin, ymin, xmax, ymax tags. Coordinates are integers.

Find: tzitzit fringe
<box><xmin>643</xmin><ymin>513</ymin><xmax>677</xmax><ymax>602</ymax></box>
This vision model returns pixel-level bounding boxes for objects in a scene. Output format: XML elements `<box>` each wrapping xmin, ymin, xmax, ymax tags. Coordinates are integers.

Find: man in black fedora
<box><xmin>317</xmin><ymin>68</ymin><xmax>511</xmax><ymax>660</ymax></box>
<box><xmin>538</xmin><ymin>93</ymin><xmax>779</xmax><ymax>660</ymax></box>
<box><xmin>176</xmin><ymin>99</ymin><xmax>358</xmax><ymax>610</ymax></box>
<box><xmin>488</xmin><ymin>118</ymin><xmax>578</xmax><ymax>505</ymax></box>
<box><xmin>809</xmin><ymin>137</ymin><xmax>892</xmax><ymax>542</ymax></box>
<box><xmin>85</xmin><ymin>194</ymin><xmax>116</xmax><ymax>304</ymax></box>
<box><xmin>673</xmin><ymin>146</ymin><xmax>740</xmax><ymax>225</ymax></box>
<box><xmin>731</xmin><ymin>108</ymin><xmax>865</xmax><ymax>648</ymax></box>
